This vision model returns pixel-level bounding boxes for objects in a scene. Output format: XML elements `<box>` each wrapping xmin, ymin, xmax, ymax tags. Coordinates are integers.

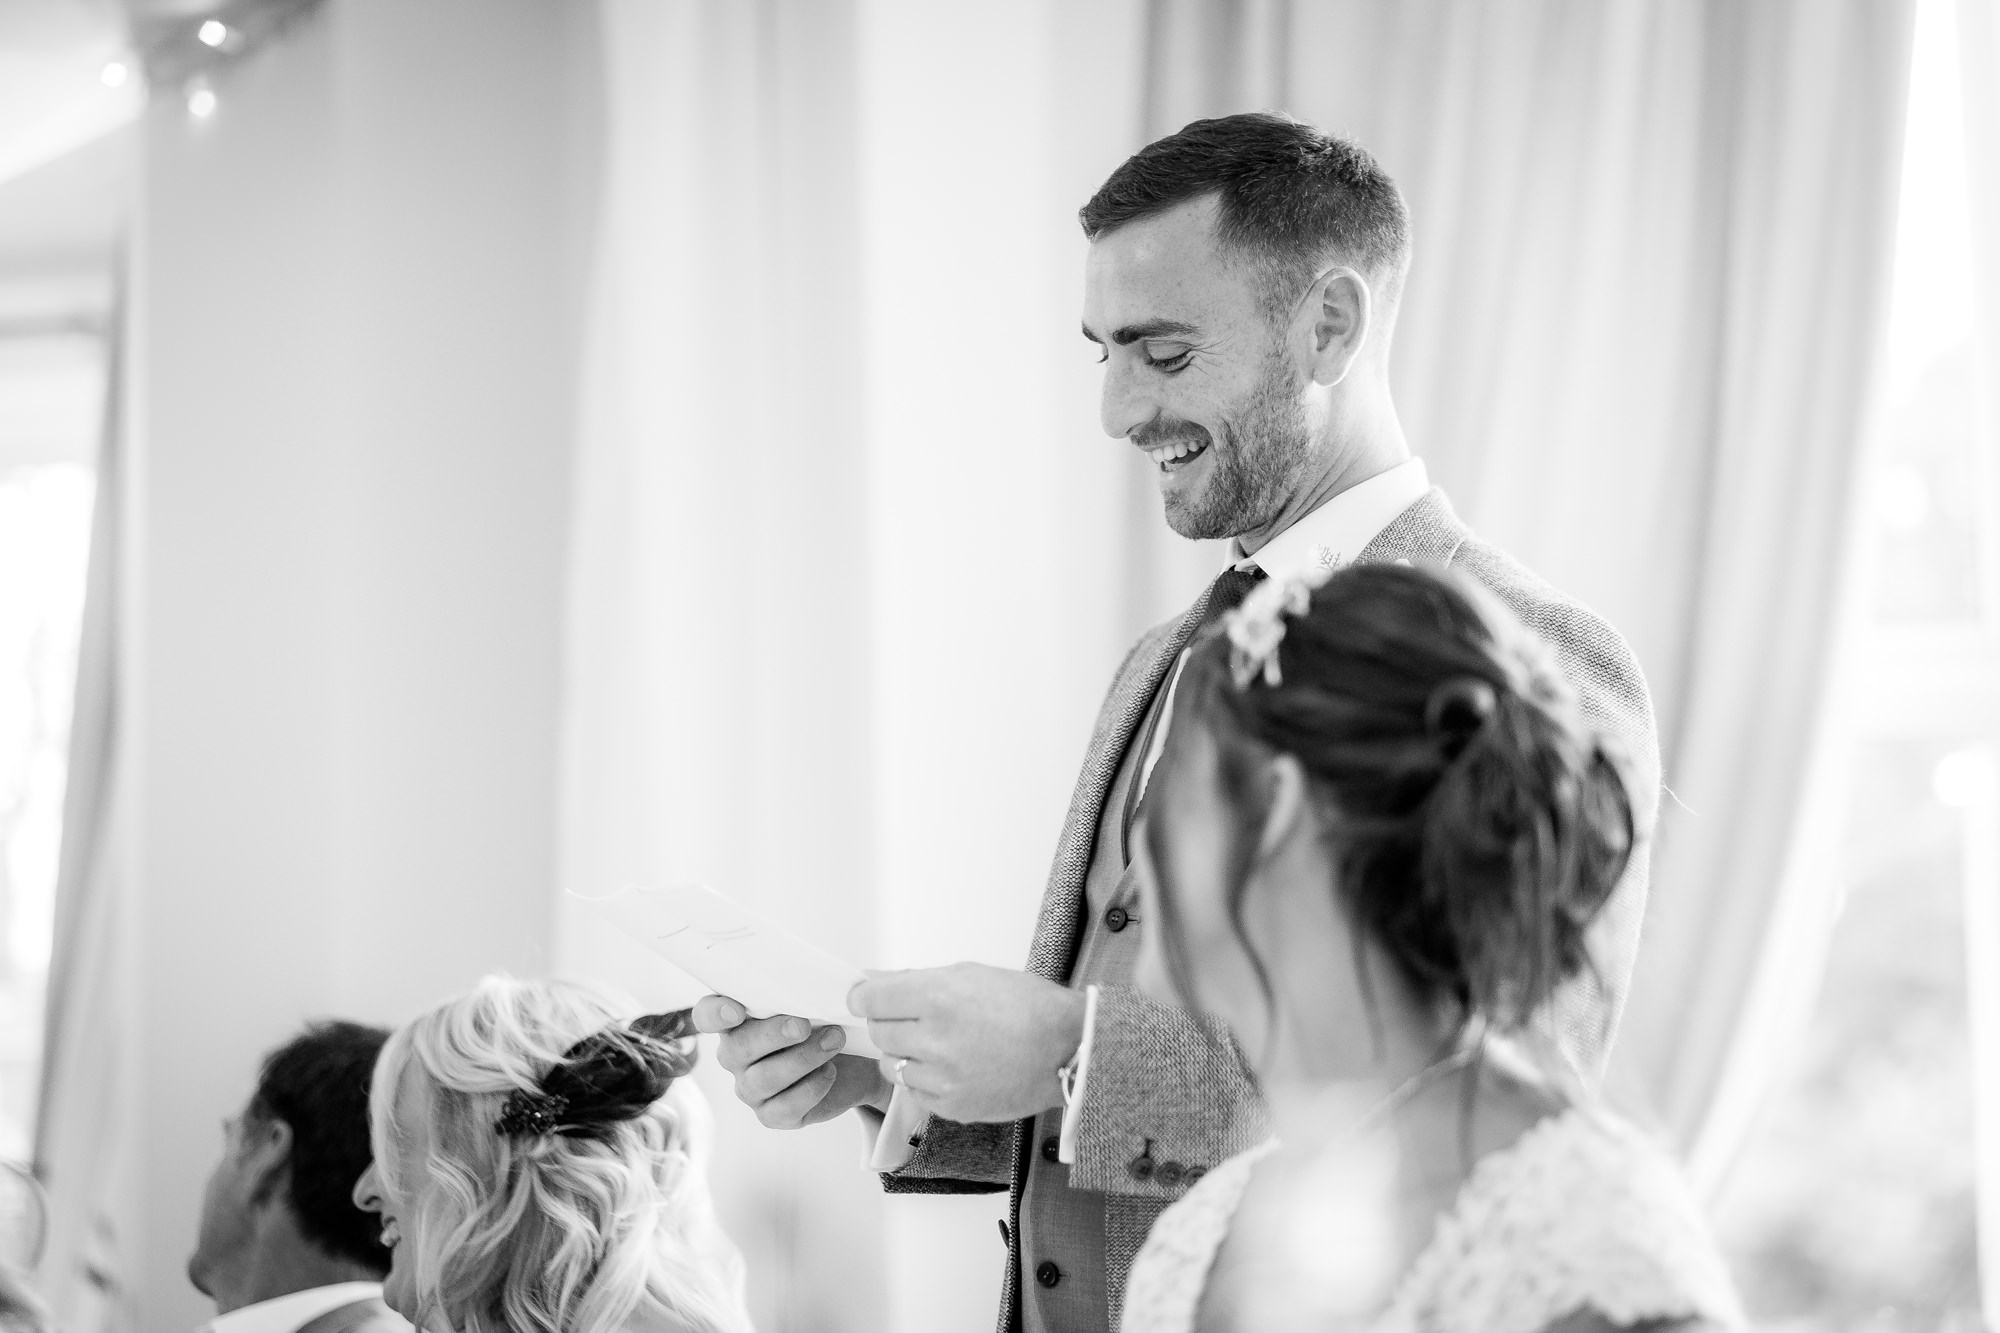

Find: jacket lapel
<box><xmin>1024</xmin><ymin>595</ymin><xmax>1211</xmax><ymax>982</ymax></box>
<box><xmin>1024</xmin><ymin>486</ymin><xmax>1464</xmax><ymax>983</ymax></box>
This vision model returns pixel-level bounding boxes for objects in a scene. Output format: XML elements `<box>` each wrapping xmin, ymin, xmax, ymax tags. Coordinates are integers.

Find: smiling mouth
<box><xmin>380</xmin><ymin>1221</ymin><xmax>400</xmax><ymax>1249</ymax></box>
<box><xmin>1143</xmin><ymin>438</ymin><xmax>1209</xmax><ymax>471</ymax></box>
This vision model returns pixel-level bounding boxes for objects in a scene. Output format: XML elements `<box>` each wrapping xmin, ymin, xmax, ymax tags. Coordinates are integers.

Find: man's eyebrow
<box><xmin>1080</xmin><ymin>318</ymin><xmax>1201</xmax><ymax>346</ymax></box>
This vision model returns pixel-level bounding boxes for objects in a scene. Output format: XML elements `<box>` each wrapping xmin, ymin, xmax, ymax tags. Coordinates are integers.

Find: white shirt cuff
<box><xmin>866</xmin><ymin>1089</ymin><xmax>928</xmax><ymax>1172</ymax></box>
<box><xmin>1056</xmin><ymin>984</ymin><xmax>1100</xmax><ymax>1166</ymax></box>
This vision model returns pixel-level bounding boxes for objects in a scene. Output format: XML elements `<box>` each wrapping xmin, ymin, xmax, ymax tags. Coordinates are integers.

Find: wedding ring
<box><xmin>893</xmin><ymin>1057</ymin><xmax>910</xmax><ymax>1088</ymax></box>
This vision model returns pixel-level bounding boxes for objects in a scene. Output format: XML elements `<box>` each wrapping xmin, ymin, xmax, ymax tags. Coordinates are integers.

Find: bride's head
<box><xmin>352</xmin><ymin>976</ymin><xmax>748</xmax><ymax>1333</ymax></box>
<box><xmin>1135</xmin><ymin>562</ymin><xmax>1635</xmax><ymax>1079</ymax></box>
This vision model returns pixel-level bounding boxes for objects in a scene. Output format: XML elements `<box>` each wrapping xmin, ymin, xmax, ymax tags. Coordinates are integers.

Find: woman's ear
<box><xmin>1254</xmin><ymin>754</ymin><xmax>1314</xmax><ymax>866</ymax></box>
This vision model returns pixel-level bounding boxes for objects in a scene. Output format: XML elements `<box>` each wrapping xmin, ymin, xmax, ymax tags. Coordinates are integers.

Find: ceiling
<box><xmin>0</xmin><ymin>0</ymin><xmax>140</xmax><ymax>467</ymax></box>
<box><xmin>0</xmin><ymin>0</ymin><xmax>140</xmax><ymax>189</ymax></box>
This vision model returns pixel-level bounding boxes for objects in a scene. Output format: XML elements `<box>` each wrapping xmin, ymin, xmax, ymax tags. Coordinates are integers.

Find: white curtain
<box><xmin>32</xmin><ymin>281</ymin><xmax>134</xmax><ymax>1332</ymax></box>
<box><xmin>555</xmin><ymin>3</ymin><xmax>1150</xmax><ymax>1328</ymax></box>
<box><xmin>553</xmin><ymin>7</ymin><xmax>890</xmax><ymax>1329</ymax></box>
<box><xmin>1142</xmin><ymin>0</ymin><xmax>1917</xmax><ymax>1184</ymax></box>
<box><xmin>1966</xmin><ymin>1</ymin><xmax>2000</xmax><ymax>532</ymax></box>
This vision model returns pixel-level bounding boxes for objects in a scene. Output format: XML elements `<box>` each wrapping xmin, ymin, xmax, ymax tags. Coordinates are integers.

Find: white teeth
<box><xmin>1146</xmin><ymin>440</ymin><xmax>1206</xmax><ymax>466</ymax></box>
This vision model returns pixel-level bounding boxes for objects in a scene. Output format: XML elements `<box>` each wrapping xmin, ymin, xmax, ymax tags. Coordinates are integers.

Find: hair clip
<box><xmin>1223</xmin><ymin>568</ymin><xmax>1334</xmax><ymax>689</ymax></box>
<box><xmin>495</xmin><ymin>1089</ymin><xmax>570</xmax><ymax>1138</ymax></box>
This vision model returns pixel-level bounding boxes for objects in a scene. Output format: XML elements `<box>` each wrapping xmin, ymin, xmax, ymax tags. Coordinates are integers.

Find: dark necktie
<box><xmin>1194</xmin><ymin>564</ymin><xmax>1267</xmax><ymax>631</ymax></box>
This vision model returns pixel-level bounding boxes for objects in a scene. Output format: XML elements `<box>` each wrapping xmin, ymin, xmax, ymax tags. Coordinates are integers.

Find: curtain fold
<box><xmin>1142</xmin><ymin>0</ymin><xmax>1916</xmax><ymax>1181</ymax></box>
<box><xmin>1965</xmin><ymin>0</ymin><xmax>2000</xmax><ymax>546</ymax></box>
<box><xmin>31</xmin><ymin>273</ymin><xmax>134</xmax><ymax>1332</ymax></box>
<box><xmin>553</xmin><ymin>6</ymin><xmax>891</xmax><ymax>1330</ymax></box>
<box><xmin>559</xmin><ymin>6</ymin><xmax>1152</xmax><ymax>1327</ymax></box>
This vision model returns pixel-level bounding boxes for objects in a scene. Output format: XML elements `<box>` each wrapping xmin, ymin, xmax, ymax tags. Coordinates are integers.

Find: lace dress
<box><xmin>1120</xmin><ymin>1106</ymin><xmax>1745</xmax><ymax>1333</ymax></box>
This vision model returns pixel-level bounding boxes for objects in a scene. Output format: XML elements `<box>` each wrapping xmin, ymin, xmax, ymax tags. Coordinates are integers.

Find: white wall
<box><xmin>130</xmin><ymin>3</ymin><xmax>597</xmax><ymax>1326</ymax></box>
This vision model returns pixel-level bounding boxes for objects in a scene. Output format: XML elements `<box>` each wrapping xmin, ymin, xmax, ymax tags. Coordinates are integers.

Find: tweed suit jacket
<box><xmin>881</xmin><ymin>486</ymin><xmax>1662</xmax><ymax>1333</ymax></box>
<box><xmin>294</xmin><ymin>1296</ymin><xmax>410</xmax><ymax>1333</ymax></box>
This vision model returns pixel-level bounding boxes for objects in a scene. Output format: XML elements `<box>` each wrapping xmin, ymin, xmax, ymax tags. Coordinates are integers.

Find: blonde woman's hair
<box><xmin>370</xmin><ymin>976</ymin><xmax>750</xmax><ymax>1333</ymax></box>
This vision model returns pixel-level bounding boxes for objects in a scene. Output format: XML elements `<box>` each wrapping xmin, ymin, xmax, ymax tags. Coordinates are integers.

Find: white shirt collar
<box><xmin>1228</xmin><ymin>457</ymin><xmax>1430</xmax><ymax>581</ymax></box>
<box><xmin>202</xmin><ymin>1283</ymin><xmax>384</xmax><ymax>1333</ymax></box>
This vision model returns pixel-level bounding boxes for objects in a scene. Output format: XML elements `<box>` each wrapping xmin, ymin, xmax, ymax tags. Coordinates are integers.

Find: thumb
<box><xmin>690</xmin><ymin>994</ymin><xmax>747</xmax><ymax>1033</ymax></box>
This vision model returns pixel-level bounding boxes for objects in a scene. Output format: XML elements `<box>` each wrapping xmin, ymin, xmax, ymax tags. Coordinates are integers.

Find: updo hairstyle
<box><xmin>1155</xmin><ymin>562</ymin><xmax>1634</xmax><ymax>1036</ymax></box>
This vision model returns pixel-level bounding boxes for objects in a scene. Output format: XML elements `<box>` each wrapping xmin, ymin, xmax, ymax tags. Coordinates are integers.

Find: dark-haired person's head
<box><xmin>0</xmin><ymin>1262</ymin><xmax>49</xmax><ymax>1333</ymax></box>
<box><xmin>1133</xmin><ymin>562</ymin><xmax>1634</xmax><ymax>1075</ymax></box>
<box><xmin>1079</xmin><ymin>113</ymin><xmax>1412</xmax><ymax>546</ymax></box>
<box><xmin>189</xmin><ymin>1020</ymin><xmax>393</xmax><ymax>1314</ymax></box>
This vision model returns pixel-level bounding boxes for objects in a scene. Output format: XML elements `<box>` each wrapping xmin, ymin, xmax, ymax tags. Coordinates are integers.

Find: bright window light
<box><xmin>1936</xmin><ymin>749</ymin><xmax>1998</xmax><ymax>809</ymax></box>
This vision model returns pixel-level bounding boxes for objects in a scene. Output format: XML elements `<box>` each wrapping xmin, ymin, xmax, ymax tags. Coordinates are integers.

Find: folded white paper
<box><xmin>576</xmin><ymin>882</ymin><xmax>880</xmax><ymax>1059</ymax></box>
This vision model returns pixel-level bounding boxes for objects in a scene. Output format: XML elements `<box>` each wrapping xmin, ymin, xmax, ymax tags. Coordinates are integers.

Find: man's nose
<box><xmin>1099</xmin><ymin>358</ymin><xmax>1154</xmax><ymax>440</ymax></box>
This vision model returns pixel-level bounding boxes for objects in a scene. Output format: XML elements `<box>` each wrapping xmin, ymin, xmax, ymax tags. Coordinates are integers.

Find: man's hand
<box><xmin>691</xmin><ymin>995</ymin><xmax>893</xmax><ymax>1129</ymax></box>
<box><xmin>849</xmin><ymin>963</ymin><xmax>1086</xmax><ymax>1124</ymax></box>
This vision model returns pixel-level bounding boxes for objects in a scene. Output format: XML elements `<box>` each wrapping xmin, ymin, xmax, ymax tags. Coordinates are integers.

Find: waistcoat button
<box><xmin>1041</xmin><ymin>1135</ymin><xmax>1061</xmax><ymax>1163</ymax></box>
<box><xmin>1036</xmin><ymin>1261</ymin><xmax>1062</xmax><ymax>1289</ymax></box>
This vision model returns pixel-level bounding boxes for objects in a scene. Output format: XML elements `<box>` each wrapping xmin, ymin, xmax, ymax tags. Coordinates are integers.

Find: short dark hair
<box><xmin>1080</xmin><ymin>112</ymin><xmax>1411</xmax><ymax>315</ymax></box>
<box><xmin>245</xmin><ymin>1020</ymin><xmax>392</xmax><ymax>1274</ymax></box>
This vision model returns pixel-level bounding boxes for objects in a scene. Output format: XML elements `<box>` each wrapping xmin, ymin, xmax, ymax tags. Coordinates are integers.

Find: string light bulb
<box><xmin>186</xmin><ymin>80</ymin><xmax>218</xmax><ymax>118</ymax></box>
<box><xmin>198</xmin><ymin>19</ymin><xmax>229</xmax><ymax>47</ymax></box>
<box><xmin>100</xmin><ymin>61</ymin><xmax>129</xmax><ymax>87</ymax></box>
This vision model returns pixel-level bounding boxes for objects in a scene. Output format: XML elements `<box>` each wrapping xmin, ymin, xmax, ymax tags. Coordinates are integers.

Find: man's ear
<box><xmin>239</xmin><ymin>1113</ymin><xmax>294</xmax><ymax>1209</ymax></box>
<box><xmin>1303</xmin><ymin>267</ymin><xmax>1372</xmax><ymax>388</ymax></box>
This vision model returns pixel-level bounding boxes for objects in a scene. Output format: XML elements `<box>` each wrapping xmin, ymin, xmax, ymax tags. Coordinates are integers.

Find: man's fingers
<box><xmin>691</xmin><ymin>994</ymin><xmax>747</xmax><ymax>1034</ymax></box>
<box><xmin>713</xmin><ymin>1014</ymin><xmax>815</xmax><ymax>1074</ymax></box>
<box><xmin>865</xmin><ymin>1017</ymin><xmax>933</xmax><ymax>1061</ymax></box>
<box><xmin>797</xmin><ymin>1055</ymin><xmax>892</xmax><ymax>1127</ymax></box>
<box><xmin>738</xmin><ymin>1027</ymin><xmax>846</xmax><ymax>1103</ymax></box>
<box><xmin>847</xmin><ymin>970</ymin><xmax>928</xmax><ymax>1021</ymax></box>
<box><xmin>876</xmin><ymin>1054</ymin><xmax>947</xmax><ymax>1098</ymax></box>
<box><xmin>754</xmin><ymin>1062</ymin><xmax>839</xmax><ymax>1130</ymax></box>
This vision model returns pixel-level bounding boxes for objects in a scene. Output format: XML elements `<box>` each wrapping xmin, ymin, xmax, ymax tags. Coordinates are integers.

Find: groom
<box><xmin>695</xmin><ymin>112</ymin><xmax>1660</xmax><ymax>1332</ymax></box>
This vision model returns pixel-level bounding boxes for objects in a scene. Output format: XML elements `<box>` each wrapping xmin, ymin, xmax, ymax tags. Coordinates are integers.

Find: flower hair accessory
<box><xmin>1223</xmin><ymin>567</ymin><xmax>1335</xmax><ymax>689</ymax></box>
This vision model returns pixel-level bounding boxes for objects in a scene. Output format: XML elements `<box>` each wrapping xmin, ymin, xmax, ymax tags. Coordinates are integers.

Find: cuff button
<box><xmin>1155</xmin><ymin>1161</ymin><xmax>1185</xmax><ymax>1188</ymax></box>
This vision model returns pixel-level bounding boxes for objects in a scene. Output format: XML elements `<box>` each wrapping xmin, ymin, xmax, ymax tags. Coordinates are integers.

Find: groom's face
<box><xmin>1082</xmin><ymin>194</ymin><xmax>1314</xmax><ymax>541</ymax></box>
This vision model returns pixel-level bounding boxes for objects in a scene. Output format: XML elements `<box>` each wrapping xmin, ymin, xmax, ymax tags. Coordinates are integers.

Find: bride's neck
<box><xmin>1255</xmin><ymin>945</ymin><xmax>1464</xmax><ymax>1147</ymax></box>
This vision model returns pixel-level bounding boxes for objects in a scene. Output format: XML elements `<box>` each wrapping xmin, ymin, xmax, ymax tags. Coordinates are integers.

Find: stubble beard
<box><xmin>1160</xmin><ymin>355</ymin><xmax>1315</xmax><ymax>542</ymax></box>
